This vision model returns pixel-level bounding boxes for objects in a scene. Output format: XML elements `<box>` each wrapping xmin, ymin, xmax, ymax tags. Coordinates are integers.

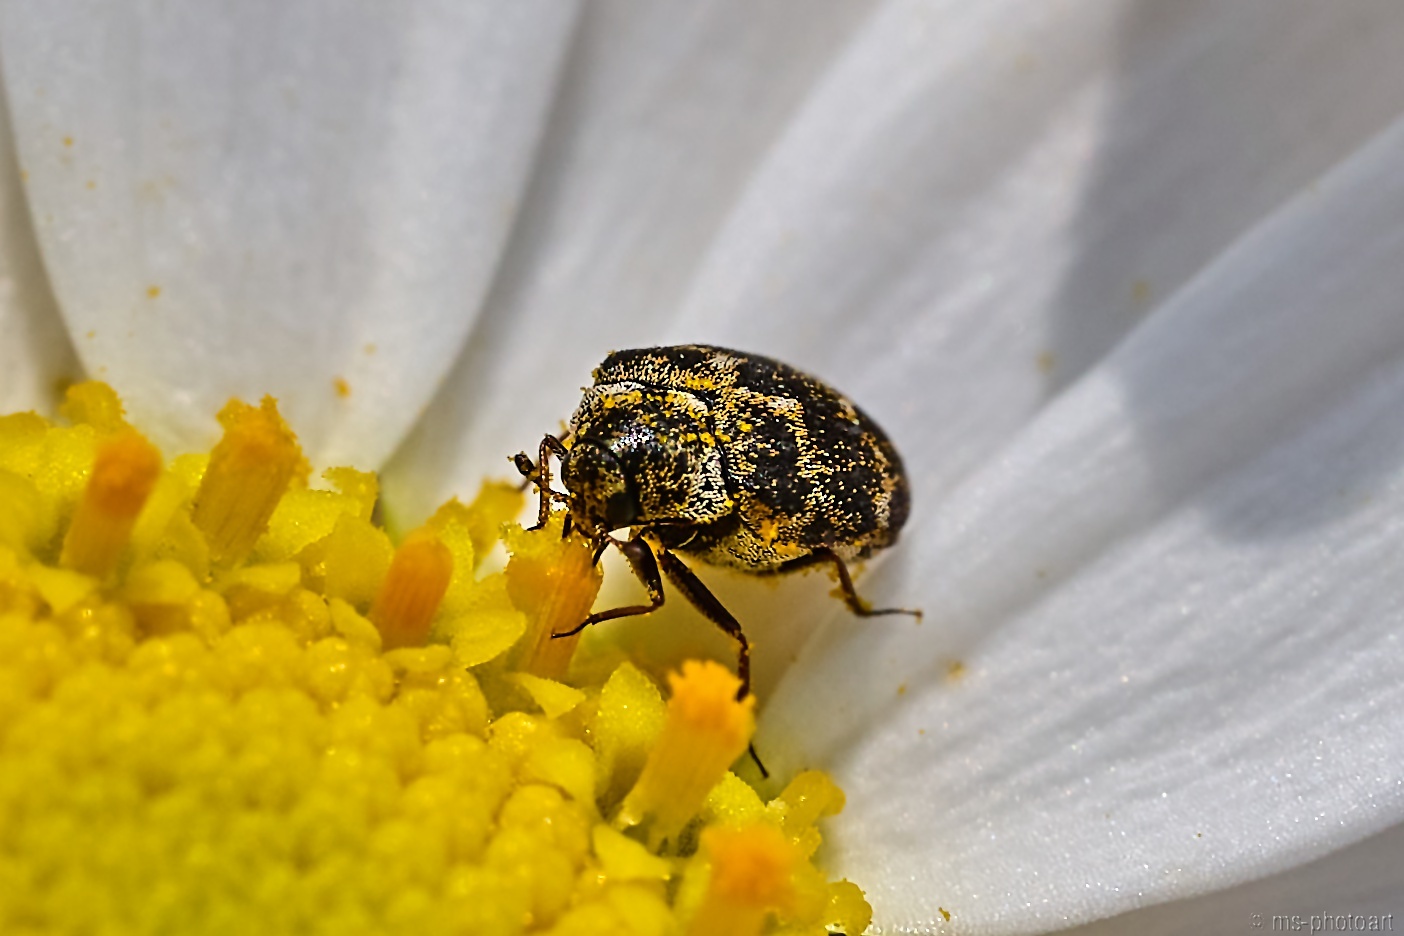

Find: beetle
<box><xmin>515</xmin><ymin>344</ymin><xmax>918</xmax><ymax>699</ymax></box>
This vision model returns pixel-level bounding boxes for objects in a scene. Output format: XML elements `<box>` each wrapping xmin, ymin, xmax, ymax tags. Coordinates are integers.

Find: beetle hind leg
<box><xmin>807</xmin><ymin>548</ymin><xmax>922</xmax><ymax>620</ymax></box>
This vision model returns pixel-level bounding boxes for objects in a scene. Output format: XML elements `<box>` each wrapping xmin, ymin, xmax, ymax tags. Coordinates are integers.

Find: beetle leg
<box><xmin>516</xmin><ymin>434</ymin><xmax>572</xmax><ymax>531</ymax></box>
<box><xmin>811</xmin><ymin>547</ymin><xmax>922</xmax><ymax>620</ymax></box>
<box><xmin>542</xmin><ymin>434</ymin><xmax>572</xmax><ymax>533</ymax></box>
<box><xmin>554</xmin><ymin>535</ymin><xmax>757</xmax><ymax>701</ymax></box>
<box><xmin>552</xmin><ymin>534</ymin><xmax>665</xmax><ymax>638</ymax></box>
<box><xmin>512</xmin><ymin>452</ymin><xmax>537</xmax><ymax>498</ymax></box>
<box><xmin>531</xmin><ymin>435</ymin><xmax>559</xmax><ymax>530</ymax></box>
<box><xmin>655</xmin><ymin>549</ymin><xmax>752</xmax><ymax>701</ymax></box>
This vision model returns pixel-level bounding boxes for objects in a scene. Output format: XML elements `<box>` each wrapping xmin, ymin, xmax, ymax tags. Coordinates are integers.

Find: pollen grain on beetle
<box><xmin>0</xmin><ymin>381</ymin><xmax>871</xmax><ymax>936</ymax></box>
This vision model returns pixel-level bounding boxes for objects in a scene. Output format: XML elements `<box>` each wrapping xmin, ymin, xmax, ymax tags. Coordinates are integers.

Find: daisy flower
<box><xmin>3</xmin><ymin>2</ymin><xmax>1404</xmax><ymax>933</ymax></box>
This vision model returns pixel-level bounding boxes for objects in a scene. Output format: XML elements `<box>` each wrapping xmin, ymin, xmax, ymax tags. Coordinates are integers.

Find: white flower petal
<box><xmin>677</xmin><ymin>0</ymin><xmax>1404</xmax><ymax>498</ymax></box>
<box><xmin>1056</xmin><ymin>822</ymin><xmax>1404</xmax><ymax>935</ymax></box>
<box><xmin>370</xmin><ymin>4</ymin><xmax>1404</xmax><ymax>930</ymax></box>
<box><xmin>0</xmin><ymin>79</ymin><xmax>76</xmax><ymax>412</ymax></box>
<box><xmin>382</xmin><ymin>0</ymin><xmax>877</xmax><ymax>521</ymax></box>
<box><xmin>0</xmin><ymin>1</ymin><xmax>575</xmax><ymax>465</ymax></box>
<box><xmin>760</xmin><ymin>115</ymin><xmax>1404</xmax><ymax>933</ymax></box>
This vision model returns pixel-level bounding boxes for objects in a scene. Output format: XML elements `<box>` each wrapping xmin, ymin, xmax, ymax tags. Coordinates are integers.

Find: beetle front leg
<box><xmin>654</xmin><ymin>549</ymin><xmax>752</xmax><ymax>701</ymax></box>
<box><xmin>514</xmin><ymin>434</ymin><xmax>571</xmax><ymax>531</ymax></box>
<box><xmin>551</xmin><ymin>534</ymin><xmax>665</xmax><ymax>637</ymax></box>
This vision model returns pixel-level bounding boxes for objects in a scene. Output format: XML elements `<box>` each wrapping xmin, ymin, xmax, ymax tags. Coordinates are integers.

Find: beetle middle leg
<box><xmin>789</xmin><ymin>548</ymin><xmax>922</xmax><ymax>620</ymax></box>
<box><xmin>551</xmin><ymin>535</ymin><xmax>665</xmax><ymax>637</ymax></box>
<box><xmin>513</xmin><ymin>434</ymin><xmax>571</xmax><ymax>531</ymax></box>
<box><xmin>552</xmin><ymin>534</ymin><xmax>755</xmax><ymax>701</ymax></box>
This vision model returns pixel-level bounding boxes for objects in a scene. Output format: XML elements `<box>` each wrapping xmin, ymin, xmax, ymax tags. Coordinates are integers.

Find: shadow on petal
<box><xmin>0</xmin><ymin>63</ymin><xmax>78</xmax><ymax>411</ymax></box>
<box><xmin>1052</xmin><ymin>821</ymin><xmax>1404</xmax><ymax>936</ymax></box>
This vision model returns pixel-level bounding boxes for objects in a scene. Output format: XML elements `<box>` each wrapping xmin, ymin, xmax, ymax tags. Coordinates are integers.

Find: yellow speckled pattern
<box><xmin>0</xmin><ymin>383</ymin><xmax>870</xmax><ymax>935</ymax></box>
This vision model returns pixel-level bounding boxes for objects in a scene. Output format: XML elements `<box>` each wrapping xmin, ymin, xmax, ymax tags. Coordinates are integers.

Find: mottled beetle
<box><xmin>515</xmin><ymin>344</ymin><xmax>917</xmax><ymax>699</ymax></box>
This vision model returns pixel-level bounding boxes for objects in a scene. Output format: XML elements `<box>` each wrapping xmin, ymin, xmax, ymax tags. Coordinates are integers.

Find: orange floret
<box><xmin>503</xmin><ymin>513</ymin><xmax>602</xmax><ymax>680</ymax></box>
<box><xmin>59</xmin><ymin>429</ymin><xmax>161</xmax><ymax>577</ymax></box>
<box><xmin>617</xmin><ymin>660</ymin><xmax>755</xmax><ymax>847</ymax></box>
<box><xmin>191</xmin><ymin>396</ymin><xmax>305</xmax><ymax>566</ymax></box>
<box><xmin>687</xmin><ymin>824</ymin><xmax>799</xmax><ymax>936</ymax></box>
<box><xmin>370</xmin><ymin>527</ymin><xmax>453</xmax><ymax>650</ymax></box>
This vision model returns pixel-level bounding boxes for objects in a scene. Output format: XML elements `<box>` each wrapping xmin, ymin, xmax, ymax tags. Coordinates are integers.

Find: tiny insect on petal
<box><xmin>518</xmin><ymin>345</ymin><xmax>920</xmax><ymax>699</ymax></box>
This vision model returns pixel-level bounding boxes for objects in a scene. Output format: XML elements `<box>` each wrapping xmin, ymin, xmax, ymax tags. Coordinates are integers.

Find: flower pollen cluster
<box><xmin>0</xmin><ymin>382</ymin><xmax>871</xmax><ymax>936</ymax></box>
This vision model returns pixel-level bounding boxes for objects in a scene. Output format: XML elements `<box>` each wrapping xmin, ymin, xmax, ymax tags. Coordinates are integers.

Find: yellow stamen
<box><xmin>59</xmin><ymin>429</ymin><xmax>161</xmax><ymax>577</ymax></box>
<box><xmin>774</xmin><ymin>770</ymin><xmax>847</xmax><ymax>858</ymax></box>
<box><xmin>828</xmin><ymin>880</ymin><xmax>876</xmax><ymax>935</ymax></box>
<box><xmin>191</xmin><ymin>397</ymin><xmax>304</xmax><ymax>566</ymax></box>
<box><xmin>504</xmin><ymin>514</ymin><xmax>602</xmax><ymax>679</ymax></box>
<box><xmin>617</xmin><ymin>660</ymin><xmax>755</xmax><ymax>847</ymax></box>
<box><xmin>59</xmin><ymin>380</ymin><xmax>128</xmax><ymax>433</ymax></box>
<box><xmin>370</xmin><ymin>527</ymin><xmax>453</xmax><ymax>649</ymax></box>
<box><xmin>463</xmin><ymin>480</ymin><xmax>526</xmax><ymax>567</ymax></box>
<box><xmin>687</xmin><ymin>824</ymin><xmax>798</xmax><ymax>936</ymax></box>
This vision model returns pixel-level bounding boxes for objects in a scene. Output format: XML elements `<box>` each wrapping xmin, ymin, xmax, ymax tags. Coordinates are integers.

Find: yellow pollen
<box><xmin>0</xmin><ymin>382</ymin><xmax>867</xmax><ymax>935</ymax></box>
<box><xmin>60</xmin><ymin>380</ymin><xmax>128</xmax><ymax>433</ymax></box>
<box><xmin>59</xmin><ymin>429</ymin><xmax>161</xmax><ymax>578</ymax></box>
<box><xmin>370</xmin><ymin>527</ymin><xmax>453</xmax><ymax>650</ymax></box>
<box><xmin>617</xmin><ymin>660</ymin><xmax>754</xmax><ymax>847</ymax></box>
<box><xmin>687</xmin><ymin>824</ymin><xmax>799</xmax><ymax>936</ymax></box>
<box><xmin>191</xmin><ymin>396</ymin><xmax>305</xmax><ymax>567</ymax></box>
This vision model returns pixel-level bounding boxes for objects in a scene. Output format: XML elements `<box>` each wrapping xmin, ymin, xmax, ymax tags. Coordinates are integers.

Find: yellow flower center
<box><xmin>0</xmin><ymin>382</ymin><xmax>871</xmax><ymax>935</ymax></box>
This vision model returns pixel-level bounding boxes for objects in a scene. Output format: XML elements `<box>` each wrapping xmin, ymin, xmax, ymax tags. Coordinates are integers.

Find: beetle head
<box><xmin>560</xmin><ymin>440</ymin><xmax>641</xmax><ymax>537</ymax></box>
